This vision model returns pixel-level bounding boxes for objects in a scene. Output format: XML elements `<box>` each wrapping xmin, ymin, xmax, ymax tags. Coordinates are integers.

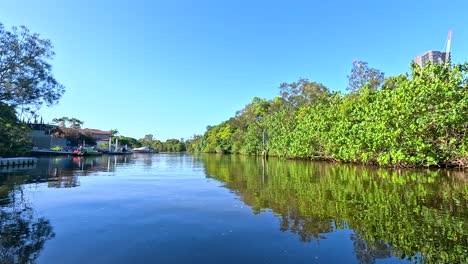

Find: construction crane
<box><xmin>445</xmin><ymin>30</ymin><xmax>452</xmax><ymax>63</ymax></box>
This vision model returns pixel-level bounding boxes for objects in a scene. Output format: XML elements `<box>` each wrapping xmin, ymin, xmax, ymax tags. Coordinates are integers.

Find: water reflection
<box><xmin>201</xmin><ymin>154</ymin><xmax>468</xmax><ymax>264</ymax></box>
<box><xmin>1</xmin><ymin>154</ymin><xmax>183</xmax><ymax>192</ymax></box>
<box><xmin>0</xmin><ymin>154</ymin><xmax>140</xmax><ymax>264</ymax></box>
<box><xmin>0</xmin><ymin>179</ymin><xmax>55</xmax><ymax>264</ymax></box>
<box><xmin>0</xmin><ymin>155</ymin><xmax>136</xmax><ymax>189</ymax></box>
<box><xmin>0</xmin><ymin>154</ymin><xmax>466</xmax><ymax>263</ymax></box>
<box><xmin>351</xmin><ymin>234</ymin><xmax>393</xmax><ymax>264</ymax></box>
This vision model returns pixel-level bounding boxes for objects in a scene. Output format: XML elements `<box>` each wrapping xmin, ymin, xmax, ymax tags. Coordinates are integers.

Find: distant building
<box><xmin>27</xmin><ymin>123</ymin><xmax>113</xmax><ymax>149</ymax></box>
<box><xmin>80</xmin><ymin>129</ymin><xmax>112</xmax><ymax>146</ymax></box>
<box><xmin>413</xmin><ymin>50</ymin><xmax>450</xmax><ymax>68</ymax></box>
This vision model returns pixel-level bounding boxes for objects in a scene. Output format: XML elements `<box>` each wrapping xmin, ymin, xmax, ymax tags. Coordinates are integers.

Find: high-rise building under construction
<box><xmin>413</xmin><ymin>50</ymin><xmax>450</xmax><ymax>68</ymax></box>
<box><xmin>413</xmin><ymin>30</ymin><xmax>452</xmax><ymax>68</ymax></box>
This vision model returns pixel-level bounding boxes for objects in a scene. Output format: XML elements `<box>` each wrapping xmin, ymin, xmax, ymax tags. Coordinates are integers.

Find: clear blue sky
<box><xmin>1</xmin><ymin>0</ymin><xmax>467</xmax><ymax>140</ymax></box>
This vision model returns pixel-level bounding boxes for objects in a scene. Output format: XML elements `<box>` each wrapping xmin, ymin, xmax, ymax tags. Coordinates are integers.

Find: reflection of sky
<box><xmin>0</xmin><ymin>154</ymin><xmax>204</xmax><ymax>189</ymax></box>
<box><xmin>29</xmin><ymin>170</ymin><xmax>369</xmax><ymax>264</ymax></box>
<box><xmin>0</xmin><ymin>154</ymin><xmax>463</xmax><ymax>264</ymax></box>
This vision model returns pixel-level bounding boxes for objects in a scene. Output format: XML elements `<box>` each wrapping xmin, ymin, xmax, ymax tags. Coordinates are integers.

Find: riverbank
<box><xmin>186</xmin><ymin>63</ymin><xmax>468</xmax><ymax>168</ymax></box>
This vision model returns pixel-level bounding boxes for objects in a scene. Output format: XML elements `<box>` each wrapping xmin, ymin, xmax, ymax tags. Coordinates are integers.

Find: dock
<box><xmin>0</xmin><ymin>157</ymin><xmax>38</xmax><ymax>167</ymax></box>
<box><xmin>31</xmin><ymin>150</ymin><xmax>74</xmax><ymax>156</ymax></box>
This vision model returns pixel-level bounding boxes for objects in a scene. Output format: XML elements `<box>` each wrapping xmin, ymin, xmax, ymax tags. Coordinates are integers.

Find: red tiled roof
<box><xmin>81</xmin><ymin>129</ymin><xmax>112</xmax><ymax>135</ymax></box>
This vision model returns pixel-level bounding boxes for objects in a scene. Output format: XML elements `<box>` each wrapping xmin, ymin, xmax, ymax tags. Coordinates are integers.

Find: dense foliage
<box><xmin>139</xmin><ymin>134</ymin><xmax>186</xmax><ymax>152</ymax></box>
<box><xmin>115</xmin><ymin>136</ymin><xmax>142</xmax><ymax>148</ymax></box>
<box><xmin>0</xmin><ymin>103</ymin><xmax>31</xmax><ymax>157</ymax></box>
<box><xmin>188</xmin><ymin>63</ymin><xmax>468</xmax><ymax>167</ymax></box>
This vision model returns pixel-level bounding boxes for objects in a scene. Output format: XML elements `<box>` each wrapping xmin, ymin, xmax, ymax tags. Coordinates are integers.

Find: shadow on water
<box><xmin>199</xmin><ymin>154</ymin><xmax>468</xmax><ymax>264</ymax></box>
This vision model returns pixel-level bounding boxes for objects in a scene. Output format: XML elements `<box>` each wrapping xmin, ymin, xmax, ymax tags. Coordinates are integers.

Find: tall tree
<box><xmin>51</xmin><ymin>117</ymin><xmax>69</xmax><ymax>127</ymax></box>
<box><xmin>235</xmin><ymin>97</ymin><xmax>271</xmax><ymax>129</ymax></box>
<box><xmin>0</xmin><ymin>23</ymin><xmax>64</xmax><ymax>117</ymax></box>
<box><xmin>139</xmin><ymin>134</ymin><xmax>155</xmax><ymax>147</ymax></box>
<box><xmin>68</xmin><ymin>118</ymin><xmax>83</xmax><ymax>128</ymax></box>
<box><xmin>347</xmin><ymin>60</ymin><xmax>384</xmax><ymax>92</ymax></box>
<box><xmin>110</xmin><ymin>129</ymin><xmax>119</xmax><ymax>136</ymax></box>
<box><xmin>51</xmin><ymin>117</ymin><xmax>83</xmax><ymax>128</ymax></box>
<box><xmin>279</xmin><ymin>79</ymin><xmax>330</xmax><ymax>108</ymax></box>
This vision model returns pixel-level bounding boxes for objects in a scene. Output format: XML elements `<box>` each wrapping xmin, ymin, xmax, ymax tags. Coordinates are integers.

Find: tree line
<box><xmin>134</xmin><ymin>134</ymin><xmax>186</xmax><ymax>152</ymax></box>
<box><xmin>49</xmin><ymin>120</ymin><xmax>187</xmax><ymax>152</ymax></box>
<box><xmin>1</xmin><ymin>22</ymin><xmax>466</xmax><ymax>166</ymax></box>
<box><xmin>103</xmin><ymin>133</ymin><xmax>186</xmax><ymax>152</ymax></box>
<box><xmin>187</xmin><ymin>62</ymin><xmax>468</xmax><ymax>168</ymax></box>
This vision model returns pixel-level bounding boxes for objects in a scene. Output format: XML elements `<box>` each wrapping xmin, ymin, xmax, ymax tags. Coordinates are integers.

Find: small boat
<box><xmin>73</xmin><ymin>147</ymin><xmax>102</xmax><ymax>156</ymax></box>
<box><xmin>133</xmin><ymin>146</ymin><xmax>157</xmax><ymax>153</ymax></box>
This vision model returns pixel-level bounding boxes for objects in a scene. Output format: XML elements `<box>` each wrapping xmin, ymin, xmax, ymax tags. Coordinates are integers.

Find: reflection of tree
<box><xmin>351</xmin><ymin>234</ymin><xmax>392</xmax><ymax>264</ymax></box>
<box><xmin>278</xmin><ymin>211</ymin><xmax>329</xmax><ymax>242</ymax></box>
<box><xmin>0</xmin><ymin>189</ymin><xmax>55</xmax><ymax>264</ymax></box>
<box><xmin>47</xmin><ymin>168</ymin><xmax>79</xmax><ymax>188</ymax></box>
<box><xmin>142</xmin><ymin>155</ymin><xmax>153</xmax><ymax>167</ymax></box>
<box><xmin>202</xmin><ymin>154</ymin><xmax>468</xmax><ymax>263</ymax></box>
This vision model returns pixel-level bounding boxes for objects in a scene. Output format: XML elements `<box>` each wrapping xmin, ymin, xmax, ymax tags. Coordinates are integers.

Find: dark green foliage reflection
<box><xmin>201</xmin><ymin>155</ymin><xmax>468</xmax><ymax>263</ymax></box>
<box><xmin>0</xmin><ymin>169</ymin><xmax>56</xmax><ymax>264</ymax></box>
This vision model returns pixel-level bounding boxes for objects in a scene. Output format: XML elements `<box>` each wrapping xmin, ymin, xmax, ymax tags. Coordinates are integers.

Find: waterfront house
<box><xmin>28</xmin><ymin>123</ymin><xmax>67</xmax><ymax>149</ymax></box>
<box><xmin>79</xmin><ymin>128</ymin><xmax>112</xmax><ymax>147</ymax></box>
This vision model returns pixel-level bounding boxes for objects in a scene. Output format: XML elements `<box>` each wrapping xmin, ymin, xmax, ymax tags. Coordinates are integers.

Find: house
<box><xmin>28</xmin><ymin>123</ymin><xmax>67</xmax><ymax>149</ymax></box>
<box><xmin>27</xmin><ymin>122</ymin><xmax>113</xmax><ymax>149</ymax></box>
<box><xmin>80</xmin><ymin>128</ymin><xmax>112</xmax><ymax>147</ymax></box>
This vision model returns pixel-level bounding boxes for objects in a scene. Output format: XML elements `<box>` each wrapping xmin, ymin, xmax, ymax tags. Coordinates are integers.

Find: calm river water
<box><xmin>0</xmin><ymin>154</ymin><xmax>467</xmax><ymax>263</ymax></box>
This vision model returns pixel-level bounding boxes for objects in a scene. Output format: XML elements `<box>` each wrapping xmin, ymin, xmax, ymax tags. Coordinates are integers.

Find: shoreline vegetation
<box><xmin>186</xmin><ymin>63</ymin><xmax>468</xmax><ymax>169</ymax></box>
<box><xmin>1</xmin><ymin>23</ymin><xmax>467</xmax><ymax>169</ymax></box>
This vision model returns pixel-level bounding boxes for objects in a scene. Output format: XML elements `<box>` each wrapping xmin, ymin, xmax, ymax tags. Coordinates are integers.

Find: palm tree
<box><xmin>110</xmin><ymin>129</ymin><xmax>119</xmax><ymax>136</ymax></box>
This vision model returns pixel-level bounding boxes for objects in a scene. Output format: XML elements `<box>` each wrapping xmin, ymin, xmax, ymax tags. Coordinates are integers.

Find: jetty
<box><xmin>31</xmin><ymin>149</ymin><xmax>74</xmax><ymax>156</ymax></box>
<box><xmin>0</xmin><ymin>157</ymin><xmax>38</xmax><ymax>167</ymax></box>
